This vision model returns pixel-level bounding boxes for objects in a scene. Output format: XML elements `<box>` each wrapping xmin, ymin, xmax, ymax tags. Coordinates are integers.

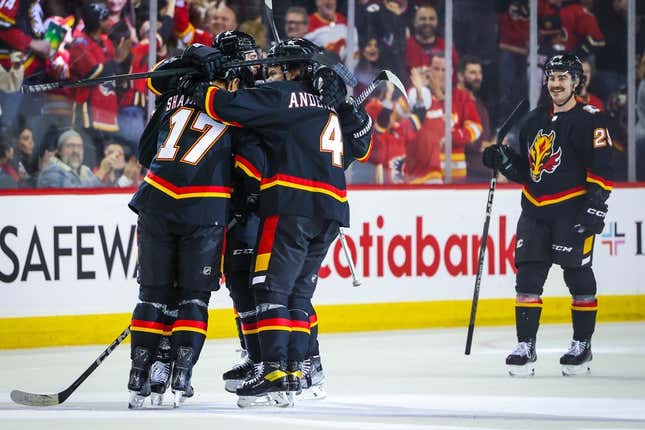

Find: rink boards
<box><xmin>1</xmin><ymin>184</ymin><xmax>644</xmax><ymax>348</ymax></box>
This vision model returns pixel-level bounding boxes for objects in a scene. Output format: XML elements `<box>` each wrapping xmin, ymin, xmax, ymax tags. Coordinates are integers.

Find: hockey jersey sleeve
<box><xmin>68</xmin><ymin>35</ymin><xmax>117</xmax><ymax>80</ymax></box>
<box><xmin>451</xmin><ymin>91</ymin><xmax>483</xmax><ymax>151</ymax></box>
<box><xmin>146</xmin><ymin>56</ymin><xmax>187</xmax><ymax>96</ymax></box>
<box><xmin>203</xmin><ymin>84</ymin><xmax>288</xmax><ymax>129</ymax></box>
<box><xmin>137</xmin><ymin>96</ymin><xmax>168</xmax><ymax>168</ymax></box>
<box><xmin>0</xmin><ymin>0</ymin><xmax>32</xmax><ymax>50</ymax></box>
<box><xmin>581</xmin><ymin>108</ymin><xmax>613</xmax><ymax>202</ymax></box>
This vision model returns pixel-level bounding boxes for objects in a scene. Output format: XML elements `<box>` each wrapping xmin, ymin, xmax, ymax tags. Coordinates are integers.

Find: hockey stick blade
<box><xmin>10</xmin><ymin>326</ymin><xmax>130</xmax><ymax>406</ymax></box>
<box><xmin>354</xmin><ymin>69</ymin><xmax>407</xmax><ymax>107</ymax></box>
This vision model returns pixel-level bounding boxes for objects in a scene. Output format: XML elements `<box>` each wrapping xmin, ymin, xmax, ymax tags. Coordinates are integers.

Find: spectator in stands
<box><xmin>14</xmin><ymin>126</ymin><xmax>38</xmax><ymax>187</ymax></box>
<box><xmin>106</xmin><ymin>0</ymin><xmax>138</xmax><ymax>43</ymax></box>
<box><xmin>285</xmin><ymin>6</ymin><xmax>309</xmax><ymax>39</ymax></box>
<box><xmin>405</xmin><ymin>53</ymin><xmax>482</xmax><ymax>183</ymax></box>
<box><xmin>68</xmin><ymin>2</ymin><xmax>131</xmax><ymax>165</ymax></box>
<box><xmin>406</xmin><ymin>5</ymin><xmax>459</xmax><ymax>76</ymax></box>
<box><xmin>577</xmin><ymin>57</ymin><xmax>604</xmax><ymax>110</ymax></box>
<box><xmin>94</xmin><ymin>141</ymin><xmax>140</xmax><ymax>187</ymax></box>
<box><xmin>38</xmin><ymin>129</ymin><xmax>103</xmax><ymax>188</ymax></box>
<box><xmin>457</xmin><ymin>56</ymin><xmax>494</xmax><ymax>183</ymax></box>
<box><xmin>306</xmin><ymin>0</ymin><xmax>357</xmax><ymax>63</ymax></box>
<box><xmin>354</xmin><ymin>36</ymin><xmax>383</xmax><ymax>98</ymax></box>
<box><xmin>0</xmin><ymin>141</ymin><xmax>19</xmax><ymax>189</ymax></box>
<box><xmin>358</xmin><ymin>0</ymin><xmax>411</xmax><ymax>83</ymax></box>
<box><xmin>174</xmin><ymin>0</ymin><xmax>214</xmax><ymax>47</ymax></box>
<box><xmin>0</xmin><ymin>51</ymin><xmax>24</xmax><ymax>93</ymax></box>
<box><xmin>207</xmin><ymin>2</ymin><xmax>238</xmax><ymax>36</ymax></box>
<box><xmin>556</xmin><ymin>0</ymin><xmax>605</xmax><ymax>53</ymax></box>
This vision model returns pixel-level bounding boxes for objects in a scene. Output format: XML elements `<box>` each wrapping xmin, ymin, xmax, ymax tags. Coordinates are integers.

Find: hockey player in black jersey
<box><xmin>126</xmin><ymin>49</ymin><xmax>247</xmax><ymax>408</ymax></box>
<box><xmin>185</xmin><ymin>37</ymin><xmax>373</xmax><ymax>406</ymax></box>
<box><xmin>483</xmin><ymin>53</ymin><xmax>613</xmax><ymax>377</ymax></box>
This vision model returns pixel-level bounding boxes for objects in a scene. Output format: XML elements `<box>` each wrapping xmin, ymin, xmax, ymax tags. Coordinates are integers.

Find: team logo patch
<box><xmin>202</xmin><ymin>266</ymin><xmax>212</xmax><ymax>276</ymax></box>
<box><xmin>528</xmin><ymin>129</ymin><xmax>562</xmax><ymax>182</ymax></box>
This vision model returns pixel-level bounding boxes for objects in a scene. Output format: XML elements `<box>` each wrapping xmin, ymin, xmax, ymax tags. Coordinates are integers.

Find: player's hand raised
<box><xmin>181</xmin><ymin>44</ymin><xmax>228</xmax><ymax>81</ymax></box>
<box><xmin>313</xmin><ymin>66</ymin><xmax>347</xmax><ymax>109</ymax></box>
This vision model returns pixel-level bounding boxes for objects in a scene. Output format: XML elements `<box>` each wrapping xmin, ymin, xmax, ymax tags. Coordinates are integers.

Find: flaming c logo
<box><xmin>528</xmin><ymin>129</ymin><xmax>562</xmax><ymax>182</ymax></box>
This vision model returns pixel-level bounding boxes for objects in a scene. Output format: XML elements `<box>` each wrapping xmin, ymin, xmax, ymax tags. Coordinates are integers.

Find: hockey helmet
<box><xmin>544</xmin><ymin>53</ymin><xmax>586</xmax><ymax>93</ymax></box>
<box><xmin>270</xmin><ymin>38</ymin><xmax>324</xmax><ymax>80</ymax></box>
<box><xmin>212</xmin><ymin>31</ymin><xmax>259</xmax><ymax>87</ymax></box>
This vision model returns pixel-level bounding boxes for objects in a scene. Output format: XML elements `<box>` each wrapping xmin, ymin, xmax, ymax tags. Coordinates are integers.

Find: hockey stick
<box><xmin>354</xmin><ymin>70</ymin><xmax>407</xmax><ymax>107</ymax></box>
<box><xmin>338</xmin><ymin>227</ymin><xmax>361</xmax><ymax>287</ymax></box>
<box><xmin>21</xmin><ymin>53</ymin><xmax>343</xmax><ymax>94</ymax></box>
<box><xmin>264</xmin><ymin>0</ymin><xmax>281</xmax><ymax>44</ymax></box>
<box><xmin>464</xmin><ymin>99</ymin><xmax>529</xmax><ymax>355</ymax></box>
<box><xmin>10</xmin><ymin>326</ymin><xmax>131</xmax><ymax>406</ymax></box>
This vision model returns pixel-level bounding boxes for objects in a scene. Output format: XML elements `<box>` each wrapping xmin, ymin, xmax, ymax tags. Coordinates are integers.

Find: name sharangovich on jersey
<box><xmin>0</xmin><ymin>215</ymin><xmax>640</xmax><ymax>285</ymax></box>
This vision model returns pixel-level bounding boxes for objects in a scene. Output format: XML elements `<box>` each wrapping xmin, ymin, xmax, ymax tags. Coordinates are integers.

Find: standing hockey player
<box><xmin>186</xmin><ymin>38</ymin><xmax>373</xmax><ymax>406</ymax></box>
<box><xmin>126</xmin><ymin>48</ymin><xmax>241</xmax><ymax>408</ymax></box>
<box><xmin>482</xmin><ymin>53</ymin><xmax>613</xmax><ymax>377</ymax></box>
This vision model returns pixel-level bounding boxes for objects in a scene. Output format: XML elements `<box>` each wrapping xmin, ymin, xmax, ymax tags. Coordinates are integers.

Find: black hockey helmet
<box><xmin>270</xmin><ymin>38</ymin><xmax>324</xmax><ymax>80</ymax></box>
<box><xmin>212</xmin><ymin>30</ymin><xmax>258</xmax><ymax>87</ymax></box>
<box><xmin>544</xmin><ymin>52</ymin><xmax>586</xmax><ymax>93</ymax></box>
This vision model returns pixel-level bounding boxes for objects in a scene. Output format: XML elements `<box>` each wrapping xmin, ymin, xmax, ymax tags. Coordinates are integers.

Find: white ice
<box><xmin>1</xmin><ymin>322</ymin><xmax>644</xmax><ymax>430</ymax></box>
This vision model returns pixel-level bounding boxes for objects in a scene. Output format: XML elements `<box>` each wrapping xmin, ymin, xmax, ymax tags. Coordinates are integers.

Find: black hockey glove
<box><xmin>232</xmin><ymin>193</ymin><xmax>259</xmax><ymax>225</ymax></box>
<box><xmin>181</xmin><ymin>44</ymin><xmax>227</xmax><ymax>81</ymax></box>
<box><xmin>188</xmin><ymin>81</ymin><xmax>211</xmax><ymax>110</ymax></box>
<box><xmin>573</xmin><ymin>188</ymin><xmax>609</xmax><ymax>235</ymax></box>
<box><xmin>482</xmin><ymin>144</ymin><xmax>524</xmax><ymax>182</ymax></box>
<box><xmin>313</xmin><ymin>66</ymin><xmax>347</xmax><ymax>109</ymax></box>
<box><xmin>337</xmin><ymin>98</ymin><xmax>372</xmax><ymax>138</ymax></box>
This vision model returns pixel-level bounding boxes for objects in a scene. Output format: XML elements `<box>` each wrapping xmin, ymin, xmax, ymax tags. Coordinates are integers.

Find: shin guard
<box><xmin>256</xmin><ymin>304</ymin><xmax>290</xmax><ymax>363</ymax></box>
<box><xmin>131</xmin><ymin>302</ymin><xmax>168</xmax><ymax>358</ymax></box>
<box><xmin>571</xmin><ymin>296</ymin><xmax>598</xmax><ymax>341</ymax></box>
<box><xmin>287</xmin><ymin>309</ymin><xmax>310</xmax><ymax>362</ymax></box>
<box><xmin>172</xmin><ymin>298</ymin><xmax>209</xmax><ymax>364</ymax></box>
<box><xmin>515</xmin><ymin>294</ymin><xmax>543</xmax><ymax>342</ymax></box>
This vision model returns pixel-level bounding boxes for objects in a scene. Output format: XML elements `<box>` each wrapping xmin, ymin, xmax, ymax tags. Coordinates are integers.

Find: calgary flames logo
<box><xmin>528</xmin><ymin>130</ymin><xmax>561</xmax><ymax>182</ymax></box>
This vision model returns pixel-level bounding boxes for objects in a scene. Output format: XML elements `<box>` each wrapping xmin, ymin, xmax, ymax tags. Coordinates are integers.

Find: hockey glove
<box><xmin>337</xmin><ymin>98</ymin><xmax>372</xmax><ymax>137</ymax></box>
<box><xmin>181</xmin><ymin>44</ymin><xmax>228</xmax><ymax>81</ymax></box>
<box><xmin>313</xmin><ymin>66</ymin><xmax>347</xmax><ymax>109</ymax></box>
<box><xmin>482</xmin><ymin>144</ymin><xmax>525</xmax><ymax>183</ymax></box>
<box><xmin>189</xmin><ymin>81</ymin><xmax>211</xmax><ymax>111</ymax></box>
<box><xmin>232</xmin><ymin>193</ymin><xmax>259</xmax><ymax>225</ymax></box>
<box><xmin>573</xmin><ymin>187</ymin><xmax>609</xmax><ymax>235</ymax></box>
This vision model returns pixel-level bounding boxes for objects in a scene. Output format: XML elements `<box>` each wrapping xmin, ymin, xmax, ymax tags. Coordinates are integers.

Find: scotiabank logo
<box><xmin>319</xmin><ymin>215</ymin><xmax>516</xmax><ymax>279</ymax></box>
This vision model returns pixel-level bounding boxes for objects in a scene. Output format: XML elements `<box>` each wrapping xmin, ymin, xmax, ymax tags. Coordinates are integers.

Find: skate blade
<box><xmin>150</xmin><ymin>392</ymin><xmax>164</xmax><ymax>406</ymax></box>
<box><xmin>507</xmin><ymin>364</ymin><xmax>535</xmax><ymax>377</ymax></box>
<box><xmin>128</xmin><ymin>391</ymin><xmax>149</xmax><ymax>409</ymax></box>
<box><xmin>236</xmin><ymin>392</ymin><xmax>290</xmax><ymax>408</ymax></box>
<box><xmin>561</xmin><ymin>363</ymin><xmax>591</xmax><ymax>376</ymax></box>
<box><xmin>286</xmin><ymin>391</ymin><xmax>295</xmax><ymax>407</ymax></box>
<box><xmin>224</xmin><ymin>379</ymin><xmax>242</xmax><ymax>393</ymax></box>
<box><xmin>297</xmin><ymin>384</ymin><xmax>327</xmax><ymax>400</ymax></box>
<box><xmin>172</xmin><ymin>390</ymin><xmax>190</xmax><ymax>408</ymax></box>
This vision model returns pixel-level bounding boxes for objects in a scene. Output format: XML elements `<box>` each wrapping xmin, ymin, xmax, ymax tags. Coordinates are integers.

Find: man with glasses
<box><xmin>284</xmin><ymin>7</ymin><xmax>309</xmax><ymax>39</ymax></box>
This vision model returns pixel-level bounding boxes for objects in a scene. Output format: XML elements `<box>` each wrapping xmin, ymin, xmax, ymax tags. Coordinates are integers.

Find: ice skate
<box><xmin>285</xmin><ymin>361</ymin><xmax>303</xmax><ymax>407</ymax></box>
<box><xmin>236</xmin><ymin>361</ymin><xmax>289</xmax><ymax>408</ymax></box>
<box><xmin>149</xmin><ymin>338</ymin><xmax>172</xmax><ymax>406</ymax></box>
<box><xmin>506</xmin><ymin>340</ymin><xmax>537</xmax><ymax>377</ymax></box>
<box><xmin>560</xmin><ymin>339</ymin><xmax>592</xmax><ymax>376</ymax></box>
<box><xmin>171</xmin><ymin>347</ymin><xmax>195</xmax><ymax>408</ymax></box>
<box><xmin>223</xmin><ymin>349</ymin><xmax>255</xmax><ymax>393</ymax></box>
<box><xmin>298</xmin><ymin>355</ymin><xmax>327</xmax><ymax>400</ymax></box>
<box><xmin>127</xmin><ymin>347</ymin><xmax>152</xmax><ymax>409</ymax></box>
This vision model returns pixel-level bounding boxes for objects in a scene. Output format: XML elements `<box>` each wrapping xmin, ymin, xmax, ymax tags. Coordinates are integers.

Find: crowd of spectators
<box><xmin>0</xmin><ymin>0</ymin><xmax>643</xmax><ymax>189</ymax></box>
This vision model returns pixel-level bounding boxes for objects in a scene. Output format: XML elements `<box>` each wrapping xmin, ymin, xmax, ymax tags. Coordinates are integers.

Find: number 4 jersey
<box><xmin>129</xmin><ymin>87</ymin><xmax>233</xmax><ymax>227</ymax></box>
<box><xmin>202</xmin><ymin>79</ymin><xmax>373</xmax><ymax>227</ymax></box>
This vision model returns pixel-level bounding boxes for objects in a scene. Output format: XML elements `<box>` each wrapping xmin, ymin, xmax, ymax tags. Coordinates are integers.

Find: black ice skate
<box><xmin>128</xmin><ymin>346</ymin><xmax>152</xmax><ymax>409</ymax></box>
<box><xmin>236</xmin><ymin>361</ymin><xmax>289</xmax><ymax>408</ymax></box>
<box><xmin>171</xmin><ymin>347</ymin><xmax>195</xmax><ymax>408</ymax></box>
<box><xmin>223</xmin><ymin>350</ymin><xmax>255</xmax><ymax>393</ymax></box>
<box><xmin>506</xmin><ymin>340</ymin><xmax>537</xmax><ymax>377</ymax></box>
<box><xmin>298</xmin><ymin>355</ymin><xmax>326</xmax><ymax>400</ymax></box>
<box><xmin>560</xmin><ymin>339</ymin><xmax>592</xmax><ymax>376</ymax></box>
<box><xmin>285</xmin><ymin>361</ymin><xmax>303</xmax><ymax>407</ymax></box>
<box><xmin>149</xmin><ymin>338</ymin><xmax>172</xmax><ymax>406</ymax></box>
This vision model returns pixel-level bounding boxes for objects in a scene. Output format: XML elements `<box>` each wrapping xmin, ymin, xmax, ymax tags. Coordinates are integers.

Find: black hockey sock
<box><xmin>171</xmin><ymin>299</ymin><xmax>209</xmax><ymax>364</ymax></box>
<box><xmin>130</xmin><ymin>302</ymin><xmax>166</xmax><ymax>359</ymax></box>
<box><xmin>571</xmin><ymin>297</ymin><xmax>598</xmax><ymax>341</ymax></box>
<box><xmin>287</xmin><ymin>308</ymin><xmax>310</xmax><ymax>362</ymax></box>
<box><xmin>234</xmin><ymin>314</ymin><xmax>246</xmax><ymax>350</ymax></box>
<box><xmin>240</xmin><ymin>313</ymin><xmax>262</xmax><ymax>362</ymax></box>
<box><xmin>307</xmin><ymin>310</ymin><xmax>320</xmax><ymax>357</ymax></box>
<box><xmin>515</xmin><ymin>295</ymin><xmax>543</xmax><ymax>342</ymax></box>
<box><xmin>256</xmin><ymin>305</ymin><xmax>290</xmax><ymax>362</ymax></box>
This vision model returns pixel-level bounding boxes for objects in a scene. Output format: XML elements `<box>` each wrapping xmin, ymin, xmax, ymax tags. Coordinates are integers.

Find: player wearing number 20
<box><xmin>483</xmin><ymin>53</ymin><xmax>613</xmax><ymax>377</ymax></box>
<box><xmin>126</xmin><ymin>52</ymin><xmax>239</xmax><ymax>408</ymax></box>
<box><xmin>188</xmin><ymin>38</ymin><xmax>374</xmax><ymax>404</ymax></box>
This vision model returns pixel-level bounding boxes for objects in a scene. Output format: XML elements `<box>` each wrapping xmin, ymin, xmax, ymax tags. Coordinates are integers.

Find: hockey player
<box><xmin>482</xmin><ymin>53</ymin><xmax>613</xmax><ymax>377</ymax></box>
<box><xmin>186</xmin><ymin>37</ymin><xmax>373</xmax><ymax>406</ymax></box>
<box><xmin>126</xmin><ymin>48</ymin><xmax>242</xmax><ymax>408</ymax></box>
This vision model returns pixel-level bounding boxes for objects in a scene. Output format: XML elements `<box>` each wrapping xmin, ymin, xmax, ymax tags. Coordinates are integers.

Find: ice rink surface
<box><xmin>0</xmin><ymin>322</ymin><xmax>644</xmax><ymax>430</ymax></box>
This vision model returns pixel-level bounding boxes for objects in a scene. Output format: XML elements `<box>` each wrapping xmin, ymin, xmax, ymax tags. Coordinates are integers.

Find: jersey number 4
<box><xmin>157</xmin><ymin>107</ymin><xmax>227</xmax><ymax>165</ymax></box>
<box><xmin>320</xmin><ymin>113</ymin><xmax>344</xmax><ymax>168</ymax></box>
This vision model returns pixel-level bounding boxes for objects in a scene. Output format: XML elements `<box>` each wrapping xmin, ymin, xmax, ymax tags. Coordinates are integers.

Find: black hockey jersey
<box><xmin>203</xmin><ymin>79</ymin><xmax>373</xmax><ymax>227</ymax></box>
<box><xmin>129</xmin><ymin>80</ymin><xmax>233</xmax><ymax>226</ymax></box>
<box><xmin>514</xmin><ymin>103</ymin><xmax>613</xmax><ymax>219</ymax></box>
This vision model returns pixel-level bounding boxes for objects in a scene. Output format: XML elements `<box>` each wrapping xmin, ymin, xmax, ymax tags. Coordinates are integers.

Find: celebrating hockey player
<box><xmin>185</xmin><ymin>37</ymin><xmax>373</xmax><ymax>407</ymax></box>
<box><xmin>482</xmin><ymin>53</ymin><xmax>613</xmax><ymax>377</ymax></box>
<box><xmin>125</xmin><ymin>46</ymin><xmax>244</xmax><ymax>408</ymax></box>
